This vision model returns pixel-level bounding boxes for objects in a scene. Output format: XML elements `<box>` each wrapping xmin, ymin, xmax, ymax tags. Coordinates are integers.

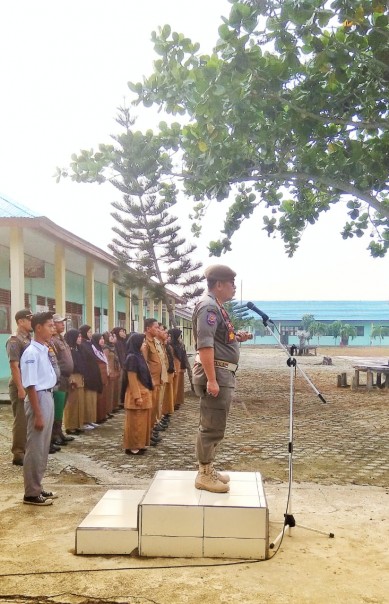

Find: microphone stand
<box><xmin>252</xmin><ymin>314</ymin><xmax>334</xmax><ymax>550</ymax></box>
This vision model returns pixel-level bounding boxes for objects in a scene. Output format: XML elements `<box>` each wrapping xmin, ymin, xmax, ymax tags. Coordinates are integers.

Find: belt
<box><xmin>195</xmin><ymin>354</ymin><xmax>238</xmax><ymax>373</ymax></box>
<box><xmin>37</xmin><ymin>388</ymin><xmax>53</xmax><ymax>393</ymax></box>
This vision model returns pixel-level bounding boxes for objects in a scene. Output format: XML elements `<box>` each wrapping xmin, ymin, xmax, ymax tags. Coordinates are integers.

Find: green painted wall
<box><xmin>66</xmin><ymin>271</ymin><xmax>85</xmax><ymax>305</ymax></box>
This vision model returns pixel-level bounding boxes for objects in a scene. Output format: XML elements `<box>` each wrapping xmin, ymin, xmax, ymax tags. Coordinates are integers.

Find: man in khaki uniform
<box><xmin>6</xmin><ymin>309</ymin><xmax>33</xmax><ymax>466</ymax></box>
<box><xmin>192</xmin><ymin>265</ymin><xmax>251</xmax><ymax>493</ymax></box>
<box><xmin>142</xmin><ymin>318</ymin><xmax>163</xmax><ymax>445</ymax></box>
<box><xmin>154</xmin><ymin>324</ymin><xmax>169</xmax><ymax>428</ymax></box>
<box><xmin>50</xmin><ymin>314</ymin><xmax>74</xmax><ymax>445</ymax></box>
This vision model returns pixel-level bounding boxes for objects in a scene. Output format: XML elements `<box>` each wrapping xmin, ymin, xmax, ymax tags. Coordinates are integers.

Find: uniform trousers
<box><xmin>194</xmin><ymin>385</ymin><xmax>234</xmax><ymax>464</ymax></box>
<box><xmin>157</xmin><ymin>383</ymin><xmax>167</xmax><ymax>422</ymax></box>
<box><xmin>9</xmin><ymin>381</ymin><xmax>27</xmax><ymax>461</ymax></box>
<box><xmin>23</xmin><ymin>391</ymin><xmax>54</xmax><ymax>497</ymax></box>
<box><xmin>150</xmin><ymin>385</ymin><xmax>161</xmax><ymax>428</ymax></box>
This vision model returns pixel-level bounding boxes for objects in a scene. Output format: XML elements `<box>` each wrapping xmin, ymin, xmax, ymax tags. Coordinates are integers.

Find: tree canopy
<box><xmin>59</xmin><ymin>0</ymin><xmax>389</xmax><ymax>258</ymax></box>
<box><xmin>131</xmin><ymin>0</ymin><xmax>389</xmax><ymax>257</ymax></box>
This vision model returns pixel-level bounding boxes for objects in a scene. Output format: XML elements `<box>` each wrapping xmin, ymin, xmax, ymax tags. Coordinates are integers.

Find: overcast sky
<box><xmin>1</xmin><ymin>0</ymin><xmax>388</xmax><ymax>302</ymax></box>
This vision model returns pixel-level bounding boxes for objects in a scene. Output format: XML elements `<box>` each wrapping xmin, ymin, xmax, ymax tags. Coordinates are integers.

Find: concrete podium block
<box><xmin>76</xmin><ymin>471</ymin><xmax>269</xmax><ymax>559</ymax></box>
<box><xmin>139</xmin><ymin>470</ymin><xmax>268</xmax><ymax>559</ymax></box>
<box><xmin>76</xmin><ymin>489</ymin><xmax>144</xmax><ymax>555</ymax></box>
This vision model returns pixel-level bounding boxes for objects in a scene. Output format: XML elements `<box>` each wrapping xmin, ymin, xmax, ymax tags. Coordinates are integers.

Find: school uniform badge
<box><xmin>206</xmin><ymin>312</ymin><xmax>217</xmax><ymax>326</ymax></box>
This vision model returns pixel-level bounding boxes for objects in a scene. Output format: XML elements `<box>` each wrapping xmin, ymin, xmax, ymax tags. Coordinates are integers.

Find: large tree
<box><xmin>128</xmin><ymin>0</ymin><xmax>389</xmax><ymax>257</ymax></box>
<box><xmin>60</xmin><ymin>107</ymin><xmax>203</xmax><ymax>326</ymax></box>
<box><xmin>60</xmin><ymin>1</ymin><xmax>389</xmax><ymax>258</ymax></box>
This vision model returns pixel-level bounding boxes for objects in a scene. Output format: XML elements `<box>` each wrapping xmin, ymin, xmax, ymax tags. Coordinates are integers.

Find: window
<box><xmin>47</xmin><ymin>297</ymin><xmax>56</xmax><ymax>312</ymax></box>
<box><xmin>94</xmin><ymin>306</ymin><xmax>101</xmax><ymax>333</ymax></box>
<box><xmin>356</xmin><ymin>326</ymin><xmax>364</xmax><ymax>337</ymax></box>
<box><xmin>66</xmin><ymin>301</ymin><xmax>83</xmax><ymax>329</ymax></box>
<box><xmin>0</xmin><ymin>288</ymin><xmax>11</xmax><ymax>333</ymax></box>
<box><xmin>117</xmin><ymin>311</ymin><xmax>126</xmax><ymax>329</ymax></box>
<box><xmin>281</xmin><ymin>325</ymin><xmax>299</xmax><ymax>336</ymax></box>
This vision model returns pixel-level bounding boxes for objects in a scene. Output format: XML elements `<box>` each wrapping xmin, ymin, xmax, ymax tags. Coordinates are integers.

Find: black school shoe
<box><xmin>60</xmin><ymin>434</ymin><xmax>75</xmax><ymax>442</ymax></box>
<box><xmin>23</xmin><ymin>494</ymin><xmax>53</xmax><ymax>506</ymax></box>
<box><xmin>41</xmin><ymin>490</ymin><xmax>58</xmax><ymax>500</ymax></box>
<box><xmin>53</xmin><ymin>439</ymin><xmax>67</xmax><ymax>446</ymax></box>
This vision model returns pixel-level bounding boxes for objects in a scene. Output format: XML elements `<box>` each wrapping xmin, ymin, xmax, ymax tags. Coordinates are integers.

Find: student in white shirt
<box><xmin>20</xmin><ymin>312</ymin><xmax>58</xmax><ymax>506</ymax></box>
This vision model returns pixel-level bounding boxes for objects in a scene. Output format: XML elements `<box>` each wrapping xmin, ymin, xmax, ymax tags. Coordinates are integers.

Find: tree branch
<box><xmin>234</xmin><ymin>171</ymin><xmax>389</xmax><ymax>218</ymax></box>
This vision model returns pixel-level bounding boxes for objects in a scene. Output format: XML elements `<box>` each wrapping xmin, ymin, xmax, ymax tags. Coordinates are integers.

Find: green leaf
<box><xmin>218</xmin><ymin>23</ymin><xmax>232</xmax><ymax>41</ymax></box>
<box><xmin>161</xmin><ymin>24</ymin><xmax>171</xmax><ymax>40</ymax></box>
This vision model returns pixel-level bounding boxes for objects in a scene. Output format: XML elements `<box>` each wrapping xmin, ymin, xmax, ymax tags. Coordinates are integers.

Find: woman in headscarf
<box><xmin>103</xmin><ymin>331</ymin><xmax>121</xmax><ymax>414</ymax></box>
<box><xmin>63</xmin><ymin>329</ymin><xmax>85</xmax><ymax>434</ymax></box>
<box><xmin>161</xmin><ymin>326</ymin><xmax>175</xmax><ymax>419</ymax></box>
<box><xmin>111</xmin><ymin>326</ymin><xmax>128</xmax><ymax>408</ymax></box>
<box><xmin>169</xmin><ymin>328</ymin><xmax>186</xmax><ymax>409</ymax></box>
<box><xmin>78</xmin><ymin>324</ymin><xmax>102</xmax><ymax>429</ymax></box>
<box><xmin>123</xmin><ymin>332</ymin><xmax>153</xmax><ymax>455</ymax></box>
<box><xmin>91</xmin><ymin>333</ymin><xmax>110</xmax><ymax>424</ymax></box>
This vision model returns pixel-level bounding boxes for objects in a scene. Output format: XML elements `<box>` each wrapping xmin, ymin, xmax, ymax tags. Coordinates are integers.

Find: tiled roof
<box><xmin>0</xmin><ymin>193</ymin><xmax>38</xmax><ymax>218</ymax></box>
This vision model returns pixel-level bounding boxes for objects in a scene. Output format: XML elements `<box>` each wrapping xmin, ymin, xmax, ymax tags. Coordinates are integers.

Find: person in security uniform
<box><xmin>192</xmin><ymin>265</ymin><xmax>251</xmax><ymax>493</ymax></box>
<box><xmin>6</xmin><ymin>309</ymin><xmax>33</xmax><ymax>465</ymax></box>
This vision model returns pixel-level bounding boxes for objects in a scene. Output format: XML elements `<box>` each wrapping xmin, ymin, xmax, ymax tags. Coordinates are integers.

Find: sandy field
<box><xmin>0</xmin><ymin>345</ymin><xmax>388</xmax><ymax>604</ymax></box>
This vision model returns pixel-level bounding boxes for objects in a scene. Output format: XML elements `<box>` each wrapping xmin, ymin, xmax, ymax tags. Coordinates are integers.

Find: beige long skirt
<box><xmin>123</xmin><ymin>408</ymin><xmax>152</xmax><ymax>450</ymax></box>
<box><xmin>63</xmin><ymin>384</ymin><xmax>85</xmax><ymax>431</ymax></box>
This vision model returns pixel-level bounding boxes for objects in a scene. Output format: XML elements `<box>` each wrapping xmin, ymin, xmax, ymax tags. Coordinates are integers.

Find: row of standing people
<box><xmin>6</xmin><ymin>311</ymin><xmax>126</xmax><ymax>465</ymax></box>
<box><xmin>63</xmin><ymin>321</ymin><xmax>187</xmax><ymax>452</ymax></box>
<box><xmin>7</xmin><ymin>309</ymin><xmax>188</xmax><ymax>506</ymax></box>
<box><xmin>123</xmin><ymin>319</ymin><xmax>187</xmax><ymax>455</ymax></box>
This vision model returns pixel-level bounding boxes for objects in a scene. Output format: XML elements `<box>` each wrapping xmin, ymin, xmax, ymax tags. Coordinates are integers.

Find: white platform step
<box><xmin>76</xmin><ymin>489</ymin><xmax>144</xmax><ymax>554</ymax></box>
<box><xmin>139</xmin><ymin>470</ymin><xmax>268</xmax><ymax>559</ymax></box>
<box><xmin>76</xmin><ymin>471</ymin><xmax>269</xmax><ymax>559</ymax></box>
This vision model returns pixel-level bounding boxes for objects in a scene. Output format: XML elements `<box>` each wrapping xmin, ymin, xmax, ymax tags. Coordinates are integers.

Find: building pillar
<box><xmin>108</xmin><ymin>273</ymin><xmax>116</xmax><ymax>330</ymax></box>
<box><xmin>54</xmin><ymin>243</ymin><xmax>66</xmax><ymax>317</ymax></box>
<box><xmin>170</xmin><ymin>297</ymin><xmax>176</xmax><ymax>327</ymax></box>
<box><xmin>157</xmin><ymin>300</ymin><xmax>163</xmax><ymax>323</ymax></box>
<box><xmin>85</xmin><ymin>257</ymin><xmax>95</xmax><ymax>328</ymax></box>
<box><xmin>149</xmin><ymin>299</ymin><xmax>155</xmax><ymax>319</ymax></box>
<box><xmin>125</xmin><ymin>291</ymin><xmax>131</xmax><ymax>333</ymax></box>
<box><xmin>9</xmin><ymin>227</ymin><xmax>25</xmax><ymax>320</ymax></box>
<box><xmin>138</xmin><ymin>287</ymin><xmax>144</xmax><ymax>332</ymax></box>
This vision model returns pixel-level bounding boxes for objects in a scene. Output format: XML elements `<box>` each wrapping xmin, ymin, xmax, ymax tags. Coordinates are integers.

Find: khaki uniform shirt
<box><xmin>142</xmin><ymin>335</ymin><xmax>162</xmax><ymax>387</ymax></box>
<box><xmin>192</xmin><ymin>291</ymin><xmax>240</xmax><ymax>387</ymax></box>
<box><xmin>6</xmin><ymin>328</ymin><xmax>31</xmax><ymax>386</ymax></box>
<box><xmin>155</xmin><ymin>339</ymin><xmax>169</xmax><ymax>384</ymax></box>
<box><xmin>50</xmin><ymin>334</ymin><xmax>73</xmax><ymax>390</ymax></box>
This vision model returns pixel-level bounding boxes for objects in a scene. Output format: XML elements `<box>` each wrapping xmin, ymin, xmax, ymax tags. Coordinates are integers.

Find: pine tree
<box><xmin>108</xmin><ymin>107</ymin><xmax>203</xmax><ymax>327</ymax></box>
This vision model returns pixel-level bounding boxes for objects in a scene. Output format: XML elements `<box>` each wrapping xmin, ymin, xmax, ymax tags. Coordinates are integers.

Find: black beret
<box><xmin>15</xmin><ymin>309</ymin><xmax>33</xmax><ymax>322</ymax></box>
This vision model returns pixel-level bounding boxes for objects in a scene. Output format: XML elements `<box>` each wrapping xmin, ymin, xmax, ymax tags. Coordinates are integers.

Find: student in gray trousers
<box><xmin>20</xmin><ymin>312</ymin><xmax>58</xmax><ymax>506</ymax></box>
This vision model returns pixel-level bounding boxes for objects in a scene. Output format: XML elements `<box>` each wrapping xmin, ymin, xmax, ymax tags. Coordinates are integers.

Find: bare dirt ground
<box><xmin>0</xmin><ymin>346</ymin><xmax>388</xmax><ymax>604</ymax></box>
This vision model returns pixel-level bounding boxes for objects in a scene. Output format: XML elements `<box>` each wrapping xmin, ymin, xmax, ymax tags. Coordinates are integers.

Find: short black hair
<box><xmin>31</xmin><ymin>312</ymin><xmax>54</xmax><ymax>331</ymax></box>
<box><xmin>144</xmin><ymin>318</ymin><xmax>158</xmax><ymax>330</ymax></box>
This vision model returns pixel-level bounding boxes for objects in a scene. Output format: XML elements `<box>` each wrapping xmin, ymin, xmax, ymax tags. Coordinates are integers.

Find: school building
<box><xmin>243</xmin><ymin>300</ymin><xmax>389</xmax><ymax>347</ymax></box>
<box><xmin>0</xmin><ymin>194</ymin><xmax>193</xmax><ymax>379</ymax></box>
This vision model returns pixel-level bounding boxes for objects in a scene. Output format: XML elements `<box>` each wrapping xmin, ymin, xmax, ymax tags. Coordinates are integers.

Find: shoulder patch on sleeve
<box><xmin>8</xmin><ymin>342</ymin><xmax>19</xmax><ymax>354</ymax></box>
<box><xmin>206</xmin><ymin>311</ymin><xmax>217</xmax><ymax>326</ymax></box>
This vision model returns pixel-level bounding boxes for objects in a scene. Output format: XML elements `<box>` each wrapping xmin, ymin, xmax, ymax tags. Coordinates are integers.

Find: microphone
<box><xmin>246</xmin><ymin>301</ymin><xmax>274</xmax><ymax>325</ymax></box>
